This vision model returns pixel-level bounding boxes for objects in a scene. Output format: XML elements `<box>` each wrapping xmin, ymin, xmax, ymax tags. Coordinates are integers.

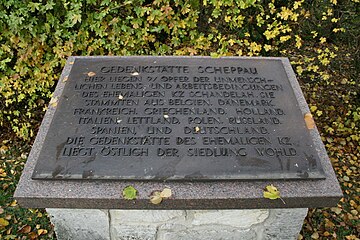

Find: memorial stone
<box><xmin>31</xmin><ymin>57</ymin><xmax>325</xmax><ymax>181</ymax></box>
<box><xmin>15</xmin><ymin>57</ymin><xmax>342</xmax><ymax>211</ymax></box>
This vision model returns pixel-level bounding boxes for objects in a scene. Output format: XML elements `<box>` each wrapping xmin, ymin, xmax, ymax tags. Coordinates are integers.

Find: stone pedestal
<box><xmin>15</xmin><ymin>57</ymin><xmax>342</xmax><ymax>240</ymax></box>
<box><xmin>47</xmin><ymin>208</ymin><xmax>308</xmax><ymax>240</ymax></box>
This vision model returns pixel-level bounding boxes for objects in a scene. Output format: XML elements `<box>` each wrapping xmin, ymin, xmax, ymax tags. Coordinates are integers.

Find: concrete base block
<box><xmin>46</xmin><ymin>208</ymin><xmax>110</xmax><ymax>240</ymax></box>
<box><xmin>48</xmin><ymin>208</ymin><xmax>308</xmax><ymax>240</ymax></box>
<box><xmin>263</xmin><ymin>208</ymin><xmax>308</xmax><ymax>240</ymax></box>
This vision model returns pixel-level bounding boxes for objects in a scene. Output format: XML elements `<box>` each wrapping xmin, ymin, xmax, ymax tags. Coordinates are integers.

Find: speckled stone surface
<box><xmin>14</xmin><ymin>56</ymin><xmax>342</xmax><ymax>209</ymax></box>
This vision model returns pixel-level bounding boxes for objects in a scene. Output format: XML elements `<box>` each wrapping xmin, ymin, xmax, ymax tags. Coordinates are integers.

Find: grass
<box><xmin>0</xmin><ymin>143</ymin><xmax>55</xmax><ymax>239</ymax></box>
<box><xmin>298</xmin><ymin>44</ymin><xmax>359</xmax><ymax>240</ymax></box>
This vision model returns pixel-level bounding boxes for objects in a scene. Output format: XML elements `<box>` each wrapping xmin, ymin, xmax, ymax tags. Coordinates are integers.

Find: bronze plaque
<box><xmin>32</xmin><ymin>57</ymin><xmax>325</xmax><ymax>180</ymax></box>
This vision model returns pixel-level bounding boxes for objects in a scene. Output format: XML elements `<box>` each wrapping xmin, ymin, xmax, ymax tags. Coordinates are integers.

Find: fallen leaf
<box><xmin>49</xmin><ymin>97</ymin><xmax>58</xmax><ymax>108</ymax></box>
<box><xmin>28</xmin><ymin>232</ymin><xmax>38</xmax><ymax>240</ymax></box>
<box><xmin>350</xmin><ymin>209</ymin><xmax>358</xmax><ymax>216</ymax></box>
<box><xmin>4</xmin><ymin>235</ymin><xmax>17</xmax><ymax>239</ymax></box>
<box><xmin>122</xmin><ymin>186</ymin><xmax>137</xmax><ymax>200</ymax></box>
<box><xmin>263</xmin><ymin>185</ymin><xmax>285</xmax><ymax>204</ymax></box>
<box><xmin>87</xmin><ymin>71</ymin><xmax>96</xmax><ymax>77</ymax></box>
<box><xmin>310</xmin><ymin>105</ymin><xmax>317</xmax><ymax>112</ymax></box>
<box><xmin>38</xmin><ymin>229</ymin><xmax>48</xmax><ymax>235</ymax></box>
<box><xmin>150</xmin><ymin>187</ymin><xmax>173</xmax><ymax>204</ymax></box>
<box><xmin>150</xmin><ymin>191</ymin><xmax>162</xmax><ymax>204</ymax></box>
<box><xmin>345</xmin><ymin>235</ymin><xmax>359</xmax><ymax>240</ymax></box>
<box><xmin>304</xmin><ymin>113</ymin><xmax>315</xmax><ymax>129</ymax></box>
<box><xmin>195</xmin><ymin>126</ymin><xmax>200</xmax><ymax>132</ymax></box>
<box><xmin>325</xmin><ymin>219</ymin><xmax>335</xmax><ymax>228</ymax></box>
<box><xmin>0</xmin><ymin>145</ymin><xmax>9</xmax><ymax>154</ymax></box>
<box><xmin>62</xmin><ymin>76</ymin><xmax>69</xmax><ymax>82</ymax></box>
<box><xmin>9</xmin><ymin>200</ymin><xmax>17</xmax><ymax>207</ymax></box>
<box><xmin>316</xmin><ymin>110</ymin><xmax>323</xmax><ymax>116</ymax></box>
<box><xmin>331</xmin><ymin>207</ymin><xmax>342</xmax><ymax>214</ymax></box>
<box><xmin>18</xmin><ymin>225</ymin><xmax>31</xmax><ymax>233</ymax></box>
<box><xmin>263</xmin><ymin>185</ymin><xmax>280</xmax><ymax>199</ymax></box>
<box><xmin>160</xmin><ymin>188</ymin><xmax>172</xmax><ymax>198</ymax></box>
<box><xmin>0</xmin><ymin>207</ymin><xmax>4</xmax><ymax>214</ymax></box>
<box><xmin>0</xmin><ymin>218</ymin><xmax>9</xmax><ymax>227</ymax></box>
<box><xmin>311</xmin><ymin>232</ymin><xmax>319</xmax><ymax>239</ymax></box>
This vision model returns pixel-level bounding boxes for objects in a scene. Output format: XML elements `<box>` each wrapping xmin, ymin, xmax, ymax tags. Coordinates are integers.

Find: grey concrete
<box><xmin>47</xmin><ymin>208</ymin><xmax>110</xmax><ymax>240</ymax></box>
<box><xmin>262</xmin><ymin>208</ymin><xmax>308</xmax><ymax>240</ymax></box>
<box><xmin>49</xmin><ymin>208</ymin><xmax>307</xmax><ymax>240</ymax></box>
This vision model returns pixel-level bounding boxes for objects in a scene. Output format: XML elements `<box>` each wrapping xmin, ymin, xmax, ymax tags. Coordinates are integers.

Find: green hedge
<box><xmin>0</xmin><ymin>0</ymin><xmax>359</xmax><ymax>140</ymax></box>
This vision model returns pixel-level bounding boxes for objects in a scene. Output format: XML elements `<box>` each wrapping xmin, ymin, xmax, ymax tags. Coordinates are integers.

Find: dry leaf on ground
<box><xmin>0</xmin><ymin>218</ymin><xmax>9</xmax><ymax>228</ymax></box>
<box><xmin>160</xmin><ymin>188</ymin><xmax>172</xmax><ymax>198</ymax></box>
<box><xmin>150</xmin><ymin>187</ymin><xmax>173</xmax><ymax>204</ymax></box>
<box><xmin>122</xmin><ymin>186</ymin><xmax>138</xmax><ymax>200</ymax></box>
<box><xmin>263</xmin><ymin>185</ymin><xmax>285</xmax><ymax>204</ymax></box>
<box><xmin>304</xmin><ymin>113</ymin><xmax>315</xmax><ymax>129</ymax></box>
<box><xmin>150</xmin><ymin>191</ymin><xmax>162</xmax><ymax>204</ymax></box>
<box><xmin>18</xmin><ymin>225</ymin><xmax>31</xmax><ymax>233</ymax></box>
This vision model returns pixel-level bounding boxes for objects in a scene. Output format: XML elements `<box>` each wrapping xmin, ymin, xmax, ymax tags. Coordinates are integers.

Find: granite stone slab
<box><xmin>31</xmin><ymin>57</ymin><xmax>324</xmax><ymax>181</ymax></box>
<box><xmin>14</xmin><ymin>56</ymin><xmax>342</xmax><ymax>209</ymax></box>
